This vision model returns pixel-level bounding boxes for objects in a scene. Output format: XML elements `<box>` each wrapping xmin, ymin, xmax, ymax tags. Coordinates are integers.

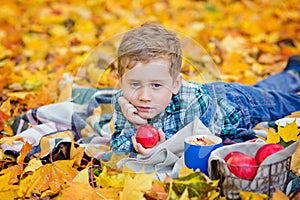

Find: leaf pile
<box><xmin>1</xmin><ymin>0</ymin><xmax>300</xmax><ymax>120</ymax></box>
<box><xmin>0</xmin><ymin>143</ymin><xmax>222</xmax><ymax>199</ymax></box>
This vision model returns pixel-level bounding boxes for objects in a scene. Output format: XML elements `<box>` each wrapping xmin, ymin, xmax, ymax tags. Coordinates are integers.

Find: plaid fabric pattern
<box><xmin>110</xmin><ymin>80</ymin><xmax>240</xmax><ymax>153</ymax></box>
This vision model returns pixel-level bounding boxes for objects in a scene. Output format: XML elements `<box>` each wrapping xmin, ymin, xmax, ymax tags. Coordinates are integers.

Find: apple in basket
<box><xmin>226</xmin><ymin>153</ymin><xmax>258</xmax><ymax>180</ymax></box>
<box><xmin>224</xmin><ymin>151</ymin><xmax>244</xmax><ymax>162</ymax></box>
<box><xmin>255</xmin><ymin>143</ymin><xmax>284</xmax><ymax>165</ymax></box>
<box><xmin>135</xmin><ymin>125</ymin><xmax>159</xmax><ymax>148</ymax></box>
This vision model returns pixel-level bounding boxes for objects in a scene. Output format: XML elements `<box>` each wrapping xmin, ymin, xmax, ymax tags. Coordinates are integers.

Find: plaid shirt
<box><xmin>110</xmin><ymin>80</ymin><xmax>239</xmax><ymax>153</ymax></box>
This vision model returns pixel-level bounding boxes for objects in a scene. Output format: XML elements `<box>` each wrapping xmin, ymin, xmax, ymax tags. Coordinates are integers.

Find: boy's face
<box><xmin>120</xmin><ymin>58</ymin><xmax>182</xmax><ymax>120</ymax></box>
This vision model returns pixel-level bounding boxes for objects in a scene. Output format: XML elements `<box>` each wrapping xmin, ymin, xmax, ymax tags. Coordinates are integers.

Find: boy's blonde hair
<box><xmin>117</xmin><ymin>22</ymin><xmax>182</xmax><ymax>79</ymax></box>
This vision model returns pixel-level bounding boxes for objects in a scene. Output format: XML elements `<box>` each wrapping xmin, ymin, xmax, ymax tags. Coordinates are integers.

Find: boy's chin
<box><xmin>138</xmin><ymin>112</ymin><xmax>160</xmax><ymax>120</ymax></box>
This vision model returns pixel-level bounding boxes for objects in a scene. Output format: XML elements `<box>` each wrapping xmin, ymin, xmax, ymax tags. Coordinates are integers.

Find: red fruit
<box><xmin>226</xmin><ymin>154</ymin><xmax>258</xmax><ymax>180</ymax></box>
<box><xmin>255</xmin><ymin>143</ymin><xmax>284</xmax><ymax>165</ymax></box>
<box><xmin>135</xmin><ymin>125</ymin><xmax>159</xmax><ymax>148</ymax></box>
<box><xmin>224</xmin><ymin>151</ymin><xmax>244</xmax><ymax>162</ymax></box>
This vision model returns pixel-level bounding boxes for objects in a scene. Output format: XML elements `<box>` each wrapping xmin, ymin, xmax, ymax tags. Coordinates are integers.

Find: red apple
<box><xmin>226</xmin><ymin>154</ymin><xmax>258</xmax><ymax>180</ymax></box>
<box><xmin>224</xmin><ymin>151</ymin><xmax>244</xmax><ymax>162</ymax></box>
<box><xmin>255</xmin><ymin>143</ymin><xmax>284</xmax><ymax>165</ymax></box>
<box><xmin>135</xmin><ymin>125</ymin><xmax>159</xmax><ymax>148</ymax></box>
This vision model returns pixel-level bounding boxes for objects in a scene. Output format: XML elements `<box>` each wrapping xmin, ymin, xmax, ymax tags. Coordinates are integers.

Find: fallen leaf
<box><xmin>57</xmin><ymin>182</ymin><xmax>100</xmax><ymax>200</ymax></box>
<box><xmin>70</xmin><ymin>141</ymin><xmax>85</xmax><ymax>167</ymax></box>
<box><xmin>119</xmin><ymin>171</ymin><xmax>155</xmax><ymax>200</ymax></box>
<box><xmin>0</xmin><ymin>171</ymin><xmax>19</xmax><ymax>199</ymax></box>
<box><xmin>272</xmin><ymin>188</ymin><xmax>289</xmax><ymax>200</ymax></box>
<box><xmin>278</xmin><ymin>120</ymin><xmax>299</xmax><ymax>143</ymax></box>
<box><xmin>0</xmin><ymin>165</ymin><xmax>23</xmax><ymax>184</ymax></box>
<box><xmin>18</xmin><ymin>160</ymin><xmax>78</xmax><ymax>197</ymax></box>
<box><xmin>239</xmin><ymin>190</ymin><xmax>269</xmax><ymax>200</ymax></box>
<box><xmin>291</xmin><ymin>142</ymin><xmax>300</xmax><ymax>175</ymax></box>
<box><xmin>96</xmin><ymin>165</ymin><xmax>125</xmax><ymax>188</ymax></box>
<box><xmin>101</xmin><ymin>152</ymin><xmax>129</xmax><ymax>170</ymax></box>
<box><xmin>21</xmin><ymin>158</ymin><xmax>43</xmax><ymax>177</ymax></box>
<box><xmin>73</xmin><ymin>165</ymin><xmax>89</xmax><ymax>184</ymax></box>
<box><xmin>266</xmin><ymin>130</ymin><xmax>281</xmax><ymax>144</ymax></box>
<box><xmin>17</xmin><ymin>142</ymin><xmax>32</xmax><ymax>168</ymax></box>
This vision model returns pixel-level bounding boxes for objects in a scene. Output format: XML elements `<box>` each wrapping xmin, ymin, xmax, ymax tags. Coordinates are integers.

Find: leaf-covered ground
<box><xmin>0</xmin><ymin>0</ymin><xmax>300</xmax><ymax>199</ymax></box>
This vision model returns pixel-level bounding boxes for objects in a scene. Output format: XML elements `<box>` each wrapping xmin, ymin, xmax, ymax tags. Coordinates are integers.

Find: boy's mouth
<box><xmin>136</xmin><ymin>106</ymin><xmax>151</xmax><ymax>112</ymax></box>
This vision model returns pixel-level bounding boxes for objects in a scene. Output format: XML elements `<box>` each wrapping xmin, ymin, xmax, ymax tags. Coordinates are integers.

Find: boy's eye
<box><xmin>131</xmin><ymin>82</ymin><xmax>140</xmax><ymax>87</ymax></box>
<box><xmin>152</xmin><ymin>83</ymin><xmax>161</xmax><ymax>88</ymax></box>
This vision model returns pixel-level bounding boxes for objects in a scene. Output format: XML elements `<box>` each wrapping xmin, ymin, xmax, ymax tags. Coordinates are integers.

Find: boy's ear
<box><xmin>172</xmin><ymin>74</ymin><xmax>182</xmax><ymax>94</ymax></box>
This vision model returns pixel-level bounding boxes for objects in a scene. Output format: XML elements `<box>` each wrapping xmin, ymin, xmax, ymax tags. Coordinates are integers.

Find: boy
<box><xmin>110</xmin><ymin>22</ymin><xmax>300</xmax><ymax>155</ymax></box>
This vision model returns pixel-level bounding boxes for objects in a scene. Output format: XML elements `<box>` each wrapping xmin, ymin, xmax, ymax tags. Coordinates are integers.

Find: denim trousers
<box><xmin>204</xmin><ymin>71</ymin><xmax>300</xmax><ymax>130</ymax></box>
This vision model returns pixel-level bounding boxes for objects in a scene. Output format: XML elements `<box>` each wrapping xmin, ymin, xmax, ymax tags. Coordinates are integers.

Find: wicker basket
<box><xmin>216</xmin><ymin>157</ymin><xmax>291</xmax><ymax>199</ymax></box>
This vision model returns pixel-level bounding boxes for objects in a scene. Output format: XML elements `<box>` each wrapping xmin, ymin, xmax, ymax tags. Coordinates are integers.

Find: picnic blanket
<box><xmin>1</xmin><ymin>83</ymin><xmax>256</xmax><ymax>160</ymax></box>
<box><xmin>1</xmin><ymin>87</ymin><xmax>117</xmax><ymax>159</ymax></box>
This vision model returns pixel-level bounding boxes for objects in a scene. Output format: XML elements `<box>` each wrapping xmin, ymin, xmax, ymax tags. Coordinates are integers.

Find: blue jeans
<box><xmin>206</xmin><ymin>71</ymin><xmax>300</xmax><ymax>130</ymax></box>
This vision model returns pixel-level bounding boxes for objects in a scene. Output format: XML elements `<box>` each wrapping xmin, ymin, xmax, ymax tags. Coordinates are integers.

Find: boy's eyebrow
<box><xmin>127</xmin><ymin>78</ymin><xmax>168</xmax><ymax>83</ymax></box>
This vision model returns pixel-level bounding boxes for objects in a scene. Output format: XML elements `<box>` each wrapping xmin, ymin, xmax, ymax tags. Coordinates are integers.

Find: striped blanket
<box><xmin>1</xmin><ymin>87</ymin><xmax>118</xmax><ymax>160</ymax></box>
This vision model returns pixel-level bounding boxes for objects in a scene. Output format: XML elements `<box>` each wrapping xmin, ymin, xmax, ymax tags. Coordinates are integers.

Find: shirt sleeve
<box><xmin>110</xmin><ymin>91</ymin><xmax>137</xmax><ymax>153</ymax></box>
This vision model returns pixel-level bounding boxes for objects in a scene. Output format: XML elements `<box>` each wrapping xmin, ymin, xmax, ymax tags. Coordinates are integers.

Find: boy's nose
<box><xmin>139</xmin><ymin>86</ymin><xmax>151</xmax><ymax>101</ymax></box>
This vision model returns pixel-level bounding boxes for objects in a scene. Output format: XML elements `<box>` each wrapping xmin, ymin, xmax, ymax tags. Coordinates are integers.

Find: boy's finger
<box><xmin>158</xmin><ymin>129</ymin><xmax>166</xmax><ymax>142</ymax></box>
<box><xmin>137</xmin><ymin>145</ymin><xmax>151</xmax><ymax>155</ymax></box>
<box><xmin>117</xmin><ymin>96</ymin><xmax>128</xmax><ymax>104</ymax></box>
<box><xmin>132</xmin><ymin>136</ymin><xmax>151</xmax><ymax>155</ymax></box>
<box><xmin>131</xmin><ymin>136</ymin><xmax>139</xmax><ymax>152</ymax></box>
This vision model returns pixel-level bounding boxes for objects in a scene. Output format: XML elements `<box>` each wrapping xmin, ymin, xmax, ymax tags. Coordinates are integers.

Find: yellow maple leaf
<box><xmin>18</xmin><ymin>160</ymin><xmax>78</xmax><ymax>198</ymax></box>
<box><xmin>101</xmin><ymin>152</ymin><xmax>129</xmax><ymax>170</ymax></box>
<box><xmin>96</xmin><ymin>165</ymin><xmax>125</xmax><ymax>188</ymax></box>
<box><xmin>21</xmin><ymin>158</ymin><xmax>43</xmax><ymax>177</ymax></box>
<box><xmin>278</xmin><ymin>120</ymin><xmax>299</xmax><ymax>143</ymax></box>
<box><xmin>0</xmin><ymin>165</ymin><xmax>23</xmax><ymax>184</ymax></box>
<box><xmin>266</xmin><ymin>130</ymin><xmax>281</xmax><ymax>144</ymax></box>
<box><xmin>239</xmin><ymin>190</ymin><xmax>269</xmax><ymax>200</ymax></box>
<box><xmin>70</xmin><ymin>141</ymin><xmax>85</xmax><ymax>167</ymax></box>
<box><xmin>0</xmin><ymin>171</ymin><xmax>19</xmax><ymax>199</ymax></box>
<box><xmin>178</xmin><ymin>162</ymin><xmax>194</xmax><ymax>177</ymax></box>
<box><xmin>57</xmin><ymin>182</ymin><xmax>100</xmax><ymax>200</ymax></box>
<box><xmin>73</xmin><ymin>165</ymin><xmax>89</xmax><ymax>184</ymax></box>
<box><xmin>119</xmin><ymin>171</ymin><xmax>155</xmax><ymax>200</ymax></box>
<box><xmin>291</xmin><ymin>142</ymin><xmax>300</xmax><ymax>175</ymax></box>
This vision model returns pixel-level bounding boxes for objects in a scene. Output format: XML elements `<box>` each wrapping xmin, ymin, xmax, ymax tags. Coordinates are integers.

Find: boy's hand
<box><xmin>118</xmin><ymin>96</ymin><xmax>147</xmax><ymax>125</ymax></box>
<box><xmin>132</xmin><ymin>129</ymin><xmax>166</xmax><ymax>155</ymax></box>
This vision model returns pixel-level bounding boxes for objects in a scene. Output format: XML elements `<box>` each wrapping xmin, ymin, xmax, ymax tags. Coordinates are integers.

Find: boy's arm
<box><xmin>110</xmin><ymin>93</ymin><xmax>136</xmax><ymax>152</ymax></box>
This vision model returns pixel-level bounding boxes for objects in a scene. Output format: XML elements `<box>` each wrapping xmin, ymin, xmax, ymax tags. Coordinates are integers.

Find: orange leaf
<box><xmin>70</xmin><ymin>141</ymin><xmax>85</xmax><ymax>167</ymax></box>
<box><xmin>0</xmin><ymin>110</ymin><xmax>9</xmax><ymax>131</ymax></box>
<box><xmin>57</xmin><ymin>182</ymin><xmax>121</xmax><ymax>200</ymax></box>
<box><xmin>0</xmin><ymin>135</ymin><xmax>24</xmax><ymax>146</ymax></box>
<box><xmin>272</xmin><ymin>188</ymin><xmax>289</xmax><ymax>200</ymax></box>
<box><xmin>17</xmin><ymin>142</ymin><xmax>32</xmax><ymax>168</ymax></box>
<box><xmin>0</xmin><ymin>165</ymin><xmax>23</xmax><ymax>184</ymax></box>
<box><xmin>18</xmin><ymin>160</ymin><xmax>78</xmax><ymax>198</ymax></box>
